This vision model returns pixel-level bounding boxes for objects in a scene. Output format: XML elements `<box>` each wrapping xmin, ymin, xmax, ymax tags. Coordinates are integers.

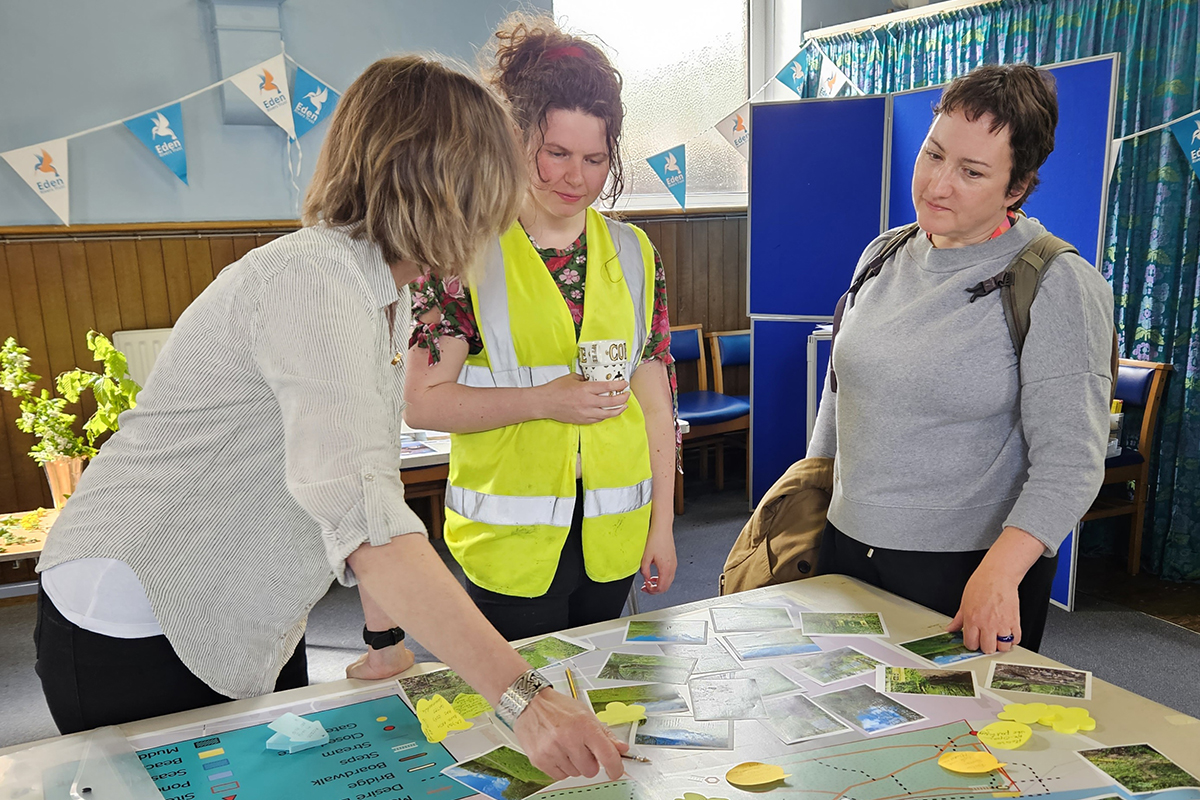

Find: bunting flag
<box><xmin>817</xmin><ymin>54</ymin><xmax>858</xmax><ymax>98</ymax></box>
<box><xmin>1109</xmin><ymin>139</ymin><xmax>1123</xmax><ymax>179</ymax></box>
<box><xmin>648</xmin><ymin>145</ymin><xmax>687</xmax><ymax>209</ymax></box>
<box><xmin>291</xmin><ymin>67</ymin><xmax>340</xmax><ymax>138</ymax></box>
<box><xmin>124</xmin><ymin>102</ymin><xmax>188</xmax><ymax>184</ymax></box>
<box><xmin>774</xmin><ymin>46</ymin><xmax>811</xmax><ymax>96</ymax></box>
<box><xmin>1169</xmin><ymin>110</ymin><xmax>1200</xmax><ymax>182</ymax></box>
<box><xmin>229</xmin><ymin>53</ymin><xmax>297</xmax><ymax>140</ymax></box>
<box><xmin>716</xmin><ymin>103</ymin><xmax>751</xmax><ymax>160</ymax></box>
<box><xmin>2</xmin><ymin>138</ymin><xmax>70</xmax><ymax>225</ymax></box>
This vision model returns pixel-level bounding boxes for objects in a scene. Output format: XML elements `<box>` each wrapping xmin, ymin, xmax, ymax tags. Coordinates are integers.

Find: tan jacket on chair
<box><xmin>719</xmin><ymin>457</ymin><xmax>834</xmax><ymax>595</ymax></box>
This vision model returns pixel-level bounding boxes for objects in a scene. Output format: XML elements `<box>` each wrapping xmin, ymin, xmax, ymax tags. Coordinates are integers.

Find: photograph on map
<box><xmin>659</xmin><ymin>641</ymin><xmax>742</xmax><ymax>675</ymax></box>
<box><xmin>443</xmin><ymin>746</ymin><xmax>555</xmax><ymax>800</ymax></box>
<box><xmin>710</xmin><ymin>606</ymin><xmax>794</xmax><ymax>633</ymax></box>
<box><xmin>986</xmin><ymin>662</ymin><xmax>1092</xmax><ymax>699</ymax></box>
<box><xmin>704</xmin><ymin>666</ymin><xmax>800</xmax><ymax>697</ymax></box>
<box><xmin>876</xmin><ymin>666</ymin><xmax>978</xmax><ymax>697</ymax></box>
<box><xmin>898</xmin><ymin>631</ymin><xmax>985</xmax><ymax>667</ymax></box>
<box><xmin>762</xmin><ymin>692</ymin><xmax>851</xmax><ymax>744</ymax></box>
<box><xmin>625</xmin><ymin>619</ymin><xmax>708</xmax><ymax>644</ymax></box>
<box><xmin>800</xmin><ymin>612</ymin><xmax>889</xmax><ymax>637</ymax></box>
<box><xmin>688</xmin><ymin>676</ymin><xmax>767</xmax><ymax>720</ymax></box>
<box><xmin>724</xmin><ymin>629</ymin><xmax>820</xmax><ymax>660</ymax></box>
<box><xmin>400</xmin><ymin>667</ymin><xmax>492</xmax><ymax>714</ymax></box>
<box><xmin>1077</xmin><ymin>744</ymin><xmax>1200</xmax><ymax>794</ymax></box>
<box><xmin>596</xmin><ymin>652</ymin><xmax>696</xmax><ymax>684</ymax></box>
<box><xmin>634</xmin><ymin>716</ymin><xmax>734</xmax><ymax>749</ymax></box>
<box><xmin>515</xmin><ymin>634</ymin><xmax>591</xmax><ymax>669</ymax></box>
<box><xmin>586</xmin><ymin>683</ymin><xmax>690</xmax><ymax>715</ymax></box>
<box><xmin>793</xmin><ymin>646</ymin><xmax>882</xmax><ymax>686</ymax></box>
<box><xmin>813</xmin><ymin>684</ymin><xmax>926</xmax><ymax>734</ymax></box>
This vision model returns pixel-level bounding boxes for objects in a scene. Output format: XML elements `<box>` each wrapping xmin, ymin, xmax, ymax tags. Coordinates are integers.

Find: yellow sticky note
<box><xmin>726</xmin><ymin>762</ymin><xmax>790</xmax><ymax>787</ymax></box>
<box><xmin>451</xmin><ymin>692</ymin><xmax>492</xmax><ymax>719</ymax></box>
<box><xmin>977</xmin><ymin>722</ymin><xmax>1032</xmax><ymax>750</ymax></box>
<box><xmin>677</xmin><ymin>793</ymin><xmax>728</xmax><ymax>800</ymax></box>
<box><xmin>596</xmin><ymin>702</ymin><xmax>647</xmax><ymax>725</ymax></box>
<box><xmin>938</xmin><ymin>751</ymin><xmax>1006</xmax><ymax>774</ymax></box>
<box><xmin>997</xmin><ymin>702</ymin><xmax>1050</xmax><ymax>725</ymax></box>
<box><xmin>415</xmin><ymin>695</ymin><xmax>472</xmax><ymax>743</ymax></box>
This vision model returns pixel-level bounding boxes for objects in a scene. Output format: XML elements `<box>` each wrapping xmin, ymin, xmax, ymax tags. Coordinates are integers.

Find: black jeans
<box><xmin>817</xmin><ymin>520</ymin><xmax>1058</xmax><ymax>652</ymax></box>
<box><xmin>465</xmin><ymin>481</ymin><xmax>636</xmax><ymax>641</ymax></box>
<box><xmin>34</xmin><ymin>584</ymin><xmax>309</xmax><ymax>734</ymax></box>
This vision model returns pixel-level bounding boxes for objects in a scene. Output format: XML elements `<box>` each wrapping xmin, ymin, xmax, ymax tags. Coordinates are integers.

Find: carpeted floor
<box><xmin>2</xmin><ymin>475</ymin><xmax>1198</xmax><ymax>750</ymax></box>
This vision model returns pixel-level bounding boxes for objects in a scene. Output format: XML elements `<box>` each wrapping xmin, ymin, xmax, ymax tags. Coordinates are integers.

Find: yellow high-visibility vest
<box><xmin>444</xmin><ymin>208</ymin><xmax>656</xmax><ymax>597</ymax></box>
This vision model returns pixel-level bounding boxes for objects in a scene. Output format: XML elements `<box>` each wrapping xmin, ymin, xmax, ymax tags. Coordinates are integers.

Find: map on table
<box><xmin>133</xmin><ymin>694</ymin><xmax>472</xmax><ymax>800</ymax></box>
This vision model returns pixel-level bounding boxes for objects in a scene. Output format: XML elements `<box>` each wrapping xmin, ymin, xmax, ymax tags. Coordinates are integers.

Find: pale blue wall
<box><xmin>0</xmin><ymin>0</ymin><xmax>550</xmax><ymax>225</ymax></box>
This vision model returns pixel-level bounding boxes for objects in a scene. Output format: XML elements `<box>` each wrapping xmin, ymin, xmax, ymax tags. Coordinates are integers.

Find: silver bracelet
<box><xmin>496</xmin><ymin>668</ymin><xmax>551</xmax><ymax>729</ymax></box>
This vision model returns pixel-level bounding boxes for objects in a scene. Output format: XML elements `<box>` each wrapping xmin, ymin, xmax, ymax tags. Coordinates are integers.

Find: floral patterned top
<box><xmin>410</xmin><ymin>227</ymin><xmax>681</xmax><ymax>470</ymax></box>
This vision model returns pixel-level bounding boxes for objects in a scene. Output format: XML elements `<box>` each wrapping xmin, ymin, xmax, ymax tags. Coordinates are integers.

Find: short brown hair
<box><xmin>933</xmin><ymin>63</ymin><xmax>1058</xmax><ymax>209</ymax></box>
<box><xmin>303</xmin><ymin>55</ymin><xmax>524</xmax><ymax>278</ymax></box>
<box><xmin>485</xmin><ymin>12</ymin><xmax>626</xmax><ymax>204</ymax></box>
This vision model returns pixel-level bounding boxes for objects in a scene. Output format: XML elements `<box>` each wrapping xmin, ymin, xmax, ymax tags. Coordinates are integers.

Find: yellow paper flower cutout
<box><xmin>997</xmin><ymin>702</ymin><xmax>1050</xmax><ymax>725</ymax></box>
<box><xmin>676</xmin><ymin>793</ymin><xmax>728</xmax><ymax>800</ymax></box>
<box><xmin>596</xmin><ymin>701</ymin><xmax>647</xmax><ymax>725</ymax></box>
<box><xmin>1049</xmin><ymin>706</ymin><xmax>1095</xmax><ymax>734</ymax></box>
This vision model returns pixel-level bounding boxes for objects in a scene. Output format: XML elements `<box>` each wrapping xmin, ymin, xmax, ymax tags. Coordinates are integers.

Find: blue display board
<box><xmin>748</xmin><ymin>96</ymin><xmax>888</xmax><ymax>318</ymax></box>
<box><xmin>751</xmin><ymin>319</ymin><xmax>822</xmax><ymax>503</ymax></box>
<box><xmin>135</xmin><ymin>694</ymin><xmax>472</xmax><ymax>800</ymax></box>
<box><xmin>888</xmin><ymin>56</ymin><xmax>1117</xmax><ymax>266</ymax></box>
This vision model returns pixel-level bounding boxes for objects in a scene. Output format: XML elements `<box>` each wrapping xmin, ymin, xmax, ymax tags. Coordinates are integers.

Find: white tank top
<box><xmin>41</xmin><ymin>558</ymin><xmax>163</xmax><ymax>639</ymax></box>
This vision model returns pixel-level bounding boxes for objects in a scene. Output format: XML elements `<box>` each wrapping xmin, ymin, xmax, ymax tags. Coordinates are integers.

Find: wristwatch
<box><xmin>496</xmin><ymin>668</ymin><xmax>552</xmax><ymax>729</ymax></box>
<box><xmin>362</xmin><ymin>625</ymin><xmax>405</xmax><ymax>650</ymax></box>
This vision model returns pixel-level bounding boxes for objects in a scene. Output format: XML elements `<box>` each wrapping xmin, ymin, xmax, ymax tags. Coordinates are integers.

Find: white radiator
<box><xmin>112</xmin><ymin>328</ymin><xmax>173</xmax><ymax>387</ymax></box>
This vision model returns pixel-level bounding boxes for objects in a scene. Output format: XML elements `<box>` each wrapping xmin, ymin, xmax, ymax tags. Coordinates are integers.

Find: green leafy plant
<box><xmin>56</xmin><ymin>331</ymin><xmax>142</xmax><ymax>445</ymax></box>
<box><xmin>0</xmin><ymin>331</ymin><xmax>141</xmax><ymax>466</ymax></box>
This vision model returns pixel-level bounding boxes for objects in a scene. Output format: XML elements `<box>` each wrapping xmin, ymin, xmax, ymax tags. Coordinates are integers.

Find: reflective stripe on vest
<box><xmin>458</xmin><ymin>363</ymin><xmax>571</xmax><ymax>388</ymax></box>
<box><xmin>446</xmin><ymin>479</ymin><xmax>653</xmax><ymax>527</ymax></box>
<box><xmin>460</xmin><ymin>218</ymin><xmax>649</xmax><ymax>386</ymax></box>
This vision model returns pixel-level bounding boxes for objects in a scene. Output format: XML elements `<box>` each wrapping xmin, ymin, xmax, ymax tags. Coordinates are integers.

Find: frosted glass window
<box><xmin>553</xmin><ymin>0</ymin><xmax>749</xmax><ymax>209</ymax></box>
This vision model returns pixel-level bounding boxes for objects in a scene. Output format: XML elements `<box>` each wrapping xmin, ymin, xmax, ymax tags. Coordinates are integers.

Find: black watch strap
<box><xmin>363</xmin><ymin>625</ymin><xmax>405</xmax><ymax>650</ymax></box>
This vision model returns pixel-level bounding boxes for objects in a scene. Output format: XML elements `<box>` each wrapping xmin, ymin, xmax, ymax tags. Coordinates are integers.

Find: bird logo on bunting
<box><xmin>648</xmin><ymin>145</ymin><xmax>686</xmax><ymax>209</ymax></box>
<box><xmin>716</xmin><ymin>103</ymin><xmax>751</xmax><ymax>160</ymax></box>
<box><xmin>291</xmin><ymin>67</ymin><xmax>340</xmax><ymax>138</ymax></box>
<box><xmin>229</xmin><ymin>53</ymin><xmax>297</xmax><ymax>140</ymax></box>
<box><xmin>774</xmin><ymin>47</ymin><xmax>811</xmax><ymax>96</ymax></box>
<box><xmin>124</xmin><ymin>103</ymin><xmax>188</xmax><ymax>184</ymax></box>
<box><xmin>1169</xmin><ymin>111</ymin><xmax>1200</xmax><ymax>183</ymax></box>
<box><xmin>2</xmin><ymin>137</ymin><xmax>71</xmax><ymax>224</ymax></box>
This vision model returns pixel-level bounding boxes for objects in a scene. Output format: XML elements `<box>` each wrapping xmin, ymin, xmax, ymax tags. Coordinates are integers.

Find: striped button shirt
<box><xmin>38</xmin><ymin>224</ymin><xmax>427</xmax><ymax>700</ymax></box>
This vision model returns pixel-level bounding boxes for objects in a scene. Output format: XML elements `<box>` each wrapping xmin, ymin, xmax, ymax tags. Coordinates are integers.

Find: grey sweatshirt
<box><xmin>807</xmin><ymin>216</ymin><xmax>1114</xmax><ymax>555</ymax></box>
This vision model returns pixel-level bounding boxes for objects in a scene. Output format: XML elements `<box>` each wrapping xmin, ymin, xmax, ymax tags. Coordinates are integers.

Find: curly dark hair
<box><xmin>485</xmin><ymin>12</ymin><xmax>626</xmax><ymax>205</ymax></box>
<box><xmin>933</xmin><ymin>63</ymin><xmax>1058</xmax><ymax>210</ymax></box>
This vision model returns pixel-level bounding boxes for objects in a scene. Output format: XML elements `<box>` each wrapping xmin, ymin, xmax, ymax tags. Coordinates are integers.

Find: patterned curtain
<box><xmin>801</xmin><ymin>0</ymin><xmax>1200</xmax><ymax>581</ymax></box>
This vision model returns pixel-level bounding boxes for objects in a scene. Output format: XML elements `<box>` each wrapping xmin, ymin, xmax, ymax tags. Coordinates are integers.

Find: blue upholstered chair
<box><xmin>670</xmin><ymin>324</ymin><xmax>751</xmax><ymax>512</ymax></box>
<box><xmin>1081</xmin><ymin>358</ymin><xmax>1171</xmax><ymax>575</ymax></box>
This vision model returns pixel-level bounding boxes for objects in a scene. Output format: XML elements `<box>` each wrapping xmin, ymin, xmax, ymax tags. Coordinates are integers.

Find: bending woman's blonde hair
<box><xmin>304</xmin><ymin>55</ymin><xmax>524</xmax><ymax>278</ymax></box>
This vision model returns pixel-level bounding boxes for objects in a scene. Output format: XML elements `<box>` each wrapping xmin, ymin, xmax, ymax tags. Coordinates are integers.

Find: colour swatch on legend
<box><xmin>135</xmin><ymin>695</ymin><xmax>473</xmax><ymax>800</ymax></box>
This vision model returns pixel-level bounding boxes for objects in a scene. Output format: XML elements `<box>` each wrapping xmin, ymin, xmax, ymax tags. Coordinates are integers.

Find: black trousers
<box><xmin>465</xmin><ymin>481</ymin><xmax>636</xmax><ymax>641</ymax></box>
<box><xmin>817</xmin><ymin>520</ymin><xmax>1058</xmax><ymax>652</ymax></box>
<box><xmin>34</xmin><ymin>584</ymin><xmax>309</xmax><ymax>734</ymax></box>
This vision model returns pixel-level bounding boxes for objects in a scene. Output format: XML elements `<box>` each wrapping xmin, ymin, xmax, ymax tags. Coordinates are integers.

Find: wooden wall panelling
<box><xmin>0</xmin><ymin>246</ymin><xmax>32</xmax><ymax>510</ymax></box>
<box><xmin>58</xmin><ymin>242</ymin><xmax>99</xmax><ymax>426</ymax></box>
<box><xmin>231</xmin><ymin>236</ymin><xmax>257</xmax><ymax>261</ymax></box>
<box><xmin>111</xmin><ymin>241</ymin><xmax>148</xmax><ymax>331</ymax></box>
<box><xmin>82</xmin><ymin>241</ymin><xmax>124</xmax><ymax>337</ymax></box>
<box><xmin>209</xmin><ymin>237</ymin><xmax>236</xmax><ymax>279</ymax></box>
<box><xmin>185</xmin><ymin>238</ymin><xmax>215</xmax><ymax>299</ymax></box>
<box><xmin>135</xmin><ymin>239</ymin><xmax>172</xmax><ymax>329</ymax></box>
<box><xmin>161</xmin><ymin>239</ymin><xmax>193</xmax><ymax>324</ymax></box>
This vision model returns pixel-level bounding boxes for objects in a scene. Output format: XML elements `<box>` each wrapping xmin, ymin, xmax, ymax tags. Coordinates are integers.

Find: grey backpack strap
<box><xmin>964</xmin><ymin>232</ymin><xmax>1076</xmax><ymax>359</ymax></box>
<box><xmin>829</xmin><ymin>223</ymin><xmax>920</xmax><ymax>393</ymax></box>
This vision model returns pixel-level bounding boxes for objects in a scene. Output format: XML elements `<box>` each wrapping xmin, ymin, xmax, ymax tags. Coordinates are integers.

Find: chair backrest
<box><xmin>669</xmin><ymin>324</ymin><xmax>707</xmax><ymax>391</ymax></box>
<box><xmin>1115</xmin><ymin>358</ymin><xmax>1172</xmax><ymax>459</ymax></box>
<box><xmin>707</xmin><ymin>330</ymin><xmax>750</xmax><ymax>394</ymax></box>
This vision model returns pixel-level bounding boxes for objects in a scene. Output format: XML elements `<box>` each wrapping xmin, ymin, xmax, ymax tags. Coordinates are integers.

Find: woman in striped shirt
<box><xmin>35</xmin><ymin>55</ymin><xmax>627</xmax><ymax>780</ymax></box>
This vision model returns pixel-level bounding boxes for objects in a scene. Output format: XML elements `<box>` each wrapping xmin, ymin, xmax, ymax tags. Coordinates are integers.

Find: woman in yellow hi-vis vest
<box><xmin>404</xmin><ymin>13</ymin><xmax>679</xmax><ymax>641</ymax></box>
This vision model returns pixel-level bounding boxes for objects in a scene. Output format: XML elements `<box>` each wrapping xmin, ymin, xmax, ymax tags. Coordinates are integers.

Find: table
<box><xmin>0</xmin><ymin>508</ymin><xmax>58</xmax><ymax>599</ymax></box>
<box><xmin>5</xmin><ymin>575</ymin><xmax>1196</xmax><ymax>783</ymax></box>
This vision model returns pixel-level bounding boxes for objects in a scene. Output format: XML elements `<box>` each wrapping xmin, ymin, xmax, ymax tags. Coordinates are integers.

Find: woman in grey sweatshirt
<box><xmin>808</xmin><ymin>64</ymin><xmax>1113</xmax><ymax>654</ymax></box>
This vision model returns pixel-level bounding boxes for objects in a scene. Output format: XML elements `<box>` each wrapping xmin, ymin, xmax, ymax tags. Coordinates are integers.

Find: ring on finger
<box><xmin>996</xmin><ymin>633</ymin><xmax>1015</xmax><ymax>643</ymax></box>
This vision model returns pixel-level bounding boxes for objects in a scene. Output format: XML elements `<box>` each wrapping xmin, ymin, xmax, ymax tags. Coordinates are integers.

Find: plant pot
<box><xmin>44</xmin><ymin>456</ymin><xmax>85</xmax><ymax>508</ymax></box>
